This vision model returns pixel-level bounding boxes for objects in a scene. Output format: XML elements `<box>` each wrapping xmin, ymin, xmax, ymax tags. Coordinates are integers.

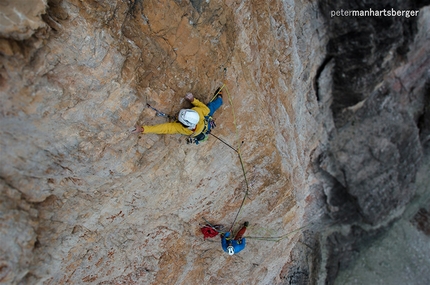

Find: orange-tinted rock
<box><xmin>2</xmin><ymin>0</ymin><xmax>430</xmax><ymax>284</ymax></box>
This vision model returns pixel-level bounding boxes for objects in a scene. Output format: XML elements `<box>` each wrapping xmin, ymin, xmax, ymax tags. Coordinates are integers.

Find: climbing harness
<box><xmin>187</xmin><ymin>115</ymin><xmax>215</xmax><ymax>145</ymax></box>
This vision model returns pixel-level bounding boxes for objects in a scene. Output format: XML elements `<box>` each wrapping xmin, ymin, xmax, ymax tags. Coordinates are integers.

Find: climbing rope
<box><xmin>243</xmin><ymin>224</ymin><xmax>309</xmax><ymax>242</ymax></box>
<box><xmin>219</xmin><ymin>85</ymin><xmax>250</xmax><ymax>233</ymax></box>
<box><xmin>205</xmin><ymin>85</ymin><xmax>328</xmax><ymax>243</ymax></box>
<box><xmin>145</xmin><ymin>85</ymin><xmax>315</xmax><ymax>241</ymax></box>
<box><xmin>241</xmin><ymin>210</ymin><xmax>328</xmax><ymax>242</ymax></box>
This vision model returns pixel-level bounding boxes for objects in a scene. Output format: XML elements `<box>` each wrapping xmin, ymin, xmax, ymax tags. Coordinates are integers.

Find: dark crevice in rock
<box><xmin>319</xmin><ymin>0</ymin><xmax>422</xmax><ymax>128</ymax></box>
<box><xmin>417</xmin><ymin>81</ymin><xmax>430</xmax><ymax>153</ymax></box>
<box><xmin>43</xmin><ymin>0</ymin><xmax>69</xmax><ymax>33</ymax></box>
<box><xmin>411</xmin><ymin>208</ymin><xmax>430</xmax><ymax>236</ymax></box>
<box><xmin>314</xmin><ymin>55</ymin><xmax>333</xmax><ymax>102</ymax></box>
<box><xmin>127</xmin><ymin>0</ymin><xmax>144</xmax><ymax>14</ymax></box>
<box><xmin>286</xmin><ymin>269</ymin><xmax>309</xmax><ymax>285</ymax></box>
<box><xmin>318</xmin><ymin>166</ymin><xmax>362</xmax><ymax>225</ymax></box>
<box><xmin>190</xmin><ymin>0</ymin><xmax>204</xmax><ymax>13</ymax></box>
<box><xmin>279</xmin><ymin>230</ymin><xmax>322</xmax><ymax>285</ymax></box>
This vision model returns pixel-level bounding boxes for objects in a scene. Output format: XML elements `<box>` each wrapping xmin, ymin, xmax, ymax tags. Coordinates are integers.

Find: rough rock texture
<box><xmin>318</xmin><ymin>0</ymin><xmax>426</xmax><ymax>224</ymax></box>
<box><xmin>316</xmin><ymin>1</ymin><xmax>430</xmax><ymax>284</ymax></box>
<box><xmin>0</xmin><ymin>0</ymin><xmax>47</xmax><ymax>40</ymax></box>
<box><xmin>0</xmin><ymin>181</ymin><xmax>38</xmax><ymax>284</ymax></box>
<box><xmin>0</xmin><ymin>0</ymin><xmax>326</xmax><ymax>284</ymax></box>
<box><xmin>334</xmin><ymin>158</ymin><xmax>430</xmax><ymax>285</ymax></box>
<box><xmin>2</xmin><ymin>0</ymin><xmax>430</xmax><ymax>284</ymax></box>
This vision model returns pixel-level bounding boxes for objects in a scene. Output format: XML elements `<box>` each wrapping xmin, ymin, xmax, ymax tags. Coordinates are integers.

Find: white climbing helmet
<box><xmin>227</xmin><ymin>246</ymin><xmax>235</xmax><ymax>256</ymax></box>
<box><xmin>178</xmin><ymin>109</ymin><xmax>199</xmax><ymax>129</ymax></box>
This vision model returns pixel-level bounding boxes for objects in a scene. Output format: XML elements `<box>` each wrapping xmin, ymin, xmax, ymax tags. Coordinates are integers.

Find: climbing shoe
<box><xmin>214</xmin><ymin>87</ymin><xmax>223</xmax><ymax>98</ymax></box>
<box><xmin>244</xmin><ymin>221</ymin><xmax>249</xmax><ymax>227</ymax></box>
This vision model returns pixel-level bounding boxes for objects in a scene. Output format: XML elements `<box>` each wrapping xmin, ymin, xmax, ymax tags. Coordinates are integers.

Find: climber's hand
<box><xmin>131</xmin><ymin>125</ymin><xmax>143</xmax><ymax>133</ymax></box>
<box><xmin>185</xmin><ymin>92</ymin><xmax>194</xmax><ymax>102</ymax></box>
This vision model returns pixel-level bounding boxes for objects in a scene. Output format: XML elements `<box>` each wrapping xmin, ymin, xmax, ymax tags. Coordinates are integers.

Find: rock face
<box><xmin>1</xmin><ymin>0</ymin><xmax>326</xmax><ymax>284</ymax></box>
<box><xmin>0</xmin><ymin>0</ymin><xmax>47</xmax><ymax>40</ymax></box>
<box><xmin>1</xmin><ymin>0</ymin><xmax>430</xmax><ymax>284</ymax></box>
<box><xmin>316</xmin><ymin>1</ymin><xmax>430</xmax><ymax>284</ymax></box>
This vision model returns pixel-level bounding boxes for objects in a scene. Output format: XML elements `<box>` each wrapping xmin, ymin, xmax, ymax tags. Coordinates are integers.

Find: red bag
<box><xmin>200</xmin><ymin>225</ymin><xmax>219</xmax><ymax>239</ymax></box>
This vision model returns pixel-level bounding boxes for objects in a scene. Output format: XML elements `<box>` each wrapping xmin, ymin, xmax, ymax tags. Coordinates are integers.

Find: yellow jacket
<box><xmin>143</xmin><ymin>98</ymin><xmax>210</xmax><ymax>137</ymax></box>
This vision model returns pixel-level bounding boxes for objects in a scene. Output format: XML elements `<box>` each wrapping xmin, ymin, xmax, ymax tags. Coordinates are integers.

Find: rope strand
<box><xmin>205</xmin><ymin>84</ymin><xmax>325</xmax><ymax>242</ymax></box>
<box><xmin>222</xmin><ymin>84</ymin><xmax>250</xmax><ymax>233</ymax></box>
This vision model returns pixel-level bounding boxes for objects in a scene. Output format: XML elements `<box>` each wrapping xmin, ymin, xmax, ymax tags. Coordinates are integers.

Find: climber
<box><xmin>132</xmin><ymin>89</ymin><xmax>223</xmax><ymax>143</ymax></box>
<box><xmin>221</xmin><ymin>222</ymin><xmax>249</xmax><ymax>255</ymax></box>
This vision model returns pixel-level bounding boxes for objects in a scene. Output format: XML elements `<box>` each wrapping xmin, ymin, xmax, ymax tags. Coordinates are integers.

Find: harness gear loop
<box><xmin>187</xmin><ymin>115</ymin><xmax>215</xmax><ymax>145</ymax></box>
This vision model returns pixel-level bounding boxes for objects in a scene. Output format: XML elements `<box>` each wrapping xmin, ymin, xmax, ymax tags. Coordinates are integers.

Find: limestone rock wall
<box><xmin>2</xmin><ymin>0</ymin><xmax>430</xmax><ymax>284</ymax></box>
<box><xmin>0</xmin><ymin>0</ymin><xmax>327</xmax><ymax>284</ymax></box>
<box><xmin>0</xmin><ymin>0</ymin><xmax>47</xmax><ymax>40</ymax></box>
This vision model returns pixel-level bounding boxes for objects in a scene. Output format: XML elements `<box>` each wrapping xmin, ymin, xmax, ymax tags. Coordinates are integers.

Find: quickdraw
<box><xmin>146</xmin><ymin>103</ymin><xmax>175</xmax><ymax>120</ymax></box>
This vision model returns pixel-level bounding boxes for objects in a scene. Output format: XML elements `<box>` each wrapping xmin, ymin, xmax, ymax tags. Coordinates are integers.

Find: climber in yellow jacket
<box><xmin>132</xmin><ymin>91</ymin><xmax>223</xmax><ymax>142</ymax></box>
